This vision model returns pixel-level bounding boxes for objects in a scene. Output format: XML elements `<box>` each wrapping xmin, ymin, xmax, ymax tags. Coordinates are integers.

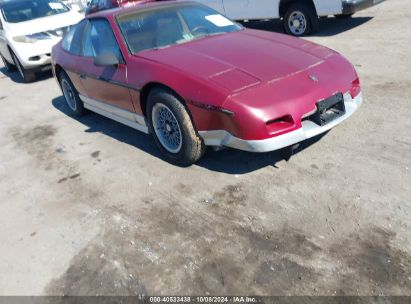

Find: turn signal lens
<box><xmin>352</xmin><ymin>77</ymin><xmax>360</xmax><ymax>86</ymax></box>
<box><xmin>351</xmin><ymin>77</ymin><xmax>361</xmax><ymax>97</ymax></box>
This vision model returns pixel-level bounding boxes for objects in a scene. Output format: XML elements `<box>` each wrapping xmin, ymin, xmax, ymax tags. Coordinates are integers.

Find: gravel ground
<box><xmin>0</xmin><ymin>0</ymin><xmax>410</xmax><ymax>296</ymax></box>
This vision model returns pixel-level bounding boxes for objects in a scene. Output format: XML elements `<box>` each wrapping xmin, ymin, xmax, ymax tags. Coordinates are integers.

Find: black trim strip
<box><xmin>189</xmin><ymin>100</ymin><xmax>235</xmax><ymax>116</ymax></box>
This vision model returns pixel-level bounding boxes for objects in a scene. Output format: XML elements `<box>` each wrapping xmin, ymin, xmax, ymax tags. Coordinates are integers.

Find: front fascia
<box><xmin>200</xmin><ymin>92</ymin><xmax>363</xmax><ymax>152</ymax></box>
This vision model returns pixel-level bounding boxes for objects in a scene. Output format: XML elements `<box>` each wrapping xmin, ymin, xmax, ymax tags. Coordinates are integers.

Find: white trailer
<box><xmin>192</xmin><ymin>0</ymin><xmax>386</xmax><ymax>36</ymax></box>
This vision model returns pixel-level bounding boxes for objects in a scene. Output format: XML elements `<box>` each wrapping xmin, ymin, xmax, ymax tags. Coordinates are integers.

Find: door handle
<box><xmin>79</xmin><ymin>74</ymin><xmax>86</xmax><ymax>79</ymax></box>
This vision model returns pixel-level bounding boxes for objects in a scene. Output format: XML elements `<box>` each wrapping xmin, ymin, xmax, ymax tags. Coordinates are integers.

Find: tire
<box><xmin>1</xmin><ymin>53</ymin><xmax>16</xmax><ymax>72</ymax></box>
<box><xmin>283</xmin><ymin>3</ymin><xmax>319</xmax><ymax>36</ymax></box>
<box><xmin>59</xmin><ymin>70</ymin><xmax>86</xmax><ymax>116</ymax></box>
<box><xmin>11</xmin><ymin>52</ymin><xmax>36</xmax><ymax>82</ymax></box>
<box><xmin>147</xmin><ymin>88</ymin><xmax>205</xmax><ymax>166</ymax></box>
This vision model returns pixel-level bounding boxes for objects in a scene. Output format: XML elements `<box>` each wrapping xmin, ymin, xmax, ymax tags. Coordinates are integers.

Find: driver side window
<box><xmin>82</xmin><ymin>19</ymin><xmax>122</xmax><ymax>61</ymax></box>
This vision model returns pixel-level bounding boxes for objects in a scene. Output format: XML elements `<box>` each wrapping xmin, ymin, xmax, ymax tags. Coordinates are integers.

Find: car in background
<box><xmin>0</xmin><ymin>0</ymin><xmax>83</xmax><ymax>82</ymax></box>
<box><xmin>85</xmin><ymin>0</ymin><xmax>154</xmax><ymax>15</ymax></box>
<box><xmin>192</xmin><ymin>0</ymin><xmax>386</xmax><ymax>36</ymax></box>
<box><xmin>52</xmin><ymin>1</ymin><xmax>362</xmax><ymax>166</ymax></box>
<box><xmin>61</xmin><ymin>0</ymin><xmax>88</xmax><ymax>12</ymax></box>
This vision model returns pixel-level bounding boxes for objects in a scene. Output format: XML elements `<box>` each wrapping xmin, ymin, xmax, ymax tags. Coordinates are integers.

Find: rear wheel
<box><xmin>147</xmin><ymin>88</ymin><xmax>205</xmax><ymax>166</ymax></box>
<box><xmin>1</xmin><ymin>53</ymin><xmax>16</xmax><ymax>72</ymax></box>
<box><xmin>283</xmin><ymin>3</ymin><xmax>319</xmax><ymax>36</ymax></box>
<box><xmin>12</xmin><ymin>52</ymin><xmax>35</xmax><ymax>82</ymax></box>
<box><xmin>60</xmin><ymin>71</ymin><xmax>86</xmax><ymax>116</ymax></box>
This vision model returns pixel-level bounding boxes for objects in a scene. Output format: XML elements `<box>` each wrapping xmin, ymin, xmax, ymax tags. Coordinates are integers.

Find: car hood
<box><xmin>3</xmin><ymin>11</ymin><xmax>83</xmax><ymax>37</ymax></box>
<box><xmin>139</xmin><ymin>29</ymin><xmax>337</xmax><ymax>93</ymax></box>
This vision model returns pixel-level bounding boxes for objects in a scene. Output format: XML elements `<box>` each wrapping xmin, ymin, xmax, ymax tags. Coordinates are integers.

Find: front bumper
<box><xmin>199</xmin><ymin>92</ymin><xmax>363</xmax><ymax>153</ymax></box>
<box><xmin>10</xmin><ymin>38</ymin><xmax>60</xmax><ymax>69</ymax></box>
<box><xmin>342</xmin><ymin>0</ymin><xmax>386</xmax><ymax>15</ymax></box>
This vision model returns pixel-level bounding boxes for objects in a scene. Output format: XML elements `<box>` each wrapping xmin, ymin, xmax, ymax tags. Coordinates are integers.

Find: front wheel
<box><xmin>12</xmin><ymin>52</ymin><xmax>35</xmax><ymax>82</ymax></box>
<box><xmin>283</xmin><ymin>3</ymin><xmax>319</xmax><ymax>36</ymax></box>
<box><xmin>1</xmin><ymin>53</ymin><xmax>16</xmax><ymax>72</ymax></box>
<box><xmin>147</xmin><ymin>88</ymin><xmax>205</xmax><ymax>166</ymax></box>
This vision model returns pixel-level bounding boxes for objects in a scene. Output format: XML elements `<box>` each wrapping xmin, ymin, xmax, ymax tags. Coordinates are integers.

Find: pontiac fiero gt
<box><xmin>52</xmin><ymin>1</ymin><xmax>362</xmax><ymax>165</ymax></box>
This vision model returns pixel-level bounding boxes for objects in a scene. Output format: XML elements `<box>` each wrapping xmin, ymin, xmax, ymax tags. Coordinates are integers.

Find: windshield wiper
<box><xmin>194</xmin><ymin>32</ymin><xmax>226</xmax><ymax>39</ymax></box>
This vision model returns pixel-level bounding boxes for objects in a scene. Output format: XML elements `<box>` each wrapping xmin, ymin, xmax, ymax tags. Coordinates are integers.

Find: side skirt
<box><xmin>79</xmin><ymin>95</ymin><xmax>149</xmax><ymax>134</ymax></box>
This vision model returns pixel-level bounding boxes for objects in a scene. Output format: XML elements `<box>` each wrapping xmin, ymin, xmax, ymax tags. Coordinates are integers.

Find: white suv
<box><xmin>0</xmin><ymin>0</ymin><xmax>83</xmax><ymax>82</ymax></box>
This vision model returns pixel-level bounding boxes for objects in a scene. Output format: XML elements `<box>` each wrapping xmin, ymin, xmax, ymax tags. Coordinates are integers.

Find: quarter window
<box><xmin>62</xmin><ymin>20</ymin><xmax>87</xmax><ymax>55</ymax></box>
<box><xmin>82</xmin><ymin>19</ymin><xmax>122</xmax><ymax>60</ymax></box>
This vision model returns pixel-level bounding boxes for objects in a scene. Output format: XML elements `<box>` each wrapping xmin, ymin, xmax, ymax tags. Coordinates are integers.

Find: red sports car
<box><xmin>52</xmin><ymin>1</ymin><xmax>362</xmax><ymax>166</ymax></box>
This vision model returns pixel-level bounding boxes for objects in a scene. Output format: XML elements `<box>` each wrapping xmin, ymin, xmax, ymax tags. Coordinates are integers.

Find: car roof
<box><xmin>87</xmin><ymin>0</ymin><xmax>199</xmax><ymax>19</ymax></box>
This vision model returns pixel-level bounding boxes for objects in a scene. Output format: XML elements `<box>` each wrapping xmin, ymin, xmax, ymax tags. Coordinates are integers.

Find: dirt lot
<box><xmin>0</xmin><ymin>0</ymin><xmax>410</xmax><ymax>296</ymax></box>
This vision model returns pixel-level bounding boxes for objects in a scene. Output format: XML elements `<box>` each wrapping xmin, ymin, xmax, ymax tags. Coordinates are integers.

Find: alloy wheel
<box><xmin>62</xmin><ymin>78</ymin><xmax>77</xmax><ymax>111</ymax></box>
<box><xmin>288</xmin><ymin>10</ymin><xmax>307</xmax><ymax>35</ymax></box>
<box><xmin>152</xmin><ymin>103</ymin><xmax>183</xmax><ymax>154</ymax></box>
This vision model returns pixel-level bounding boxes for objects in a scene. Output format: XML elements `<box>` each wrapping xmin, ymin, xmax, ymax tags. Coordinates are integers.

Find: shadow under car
<box><xmin>52</xmin><ymin>96</ymin><xmax>328</xmax><ymax>174</ymax></box>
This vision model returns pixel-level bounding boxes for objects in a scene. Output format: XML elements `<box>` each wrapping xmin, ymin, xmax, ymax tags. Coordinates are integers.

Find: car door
<box><xmin>192</xmin><ymin>0</ymin><xmax>225</xmax><ymax>15</ymax></box>
<box><xmin>222</xmin><ymin>0</ymin><xmax>279</xmax><ymax>20</ymax></box>
<box><xmin>78</xmin><ymin>18</ymin><xmax>135</xmax><ymax>113</ymax></box>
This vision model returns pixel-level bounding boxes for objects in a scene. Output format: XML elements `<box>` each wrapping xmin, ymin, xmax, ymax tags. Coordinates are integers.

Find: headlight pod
<box><xmin>13</xmin><ymin>32</ymin><xmax>52</xmax><ymax>43</ymax></box>
<box><xmin>13</xmin><ymin>36</ymin><xmax>37</xmax><ymax>43</ymax></box>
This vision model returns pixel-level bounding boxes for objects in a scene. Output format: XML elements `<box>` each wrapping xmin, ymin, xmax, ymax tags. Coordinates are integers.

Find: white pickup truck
<box><xmin>193</xmin><ymin>0</ymin><xmax>386</xmax><ymax>36</ymax></box>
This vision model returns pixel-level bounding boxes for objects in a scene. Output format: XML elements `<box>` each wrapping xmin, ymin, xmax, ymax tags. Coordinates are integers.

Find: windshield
<box><xmin>117</xmin><ymin>4</ymin><xmax>243</xmax><ymax>54</ymax></box>
<box><xmin>1</xmin><ymin>0</ymin><xmax>70</xmax><ymax>23</ymax></box>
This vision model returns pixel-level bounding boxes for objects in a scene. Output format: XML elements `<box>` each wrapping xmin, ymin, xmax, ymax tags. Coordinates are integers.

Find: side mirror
<box><xmin>94</xmin><ymin>52</ymin><xmax>120</xmax><ymax>67</ymax></box>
